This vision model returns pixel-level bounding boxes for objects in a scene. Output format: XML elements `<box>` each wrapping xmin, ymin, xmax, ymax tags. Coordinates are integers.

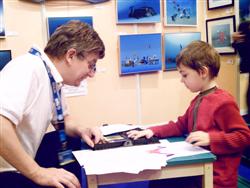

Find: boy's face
<box><xmin>178</xmin><ymin>64</ymin><xmax>208</xmax><ymax>93</ymax></box>
<box><xmin>64</xmin><ymin>52</ymin><xmax>98</xmax><ymax>87</ymax></box>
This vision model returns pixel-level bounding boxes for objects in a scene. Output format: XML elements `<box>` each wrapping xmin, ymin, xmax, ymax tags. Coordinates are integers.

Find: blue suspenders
<box><xmin>29</xmin><ymin>48</ymin><xmax>74</xmax><ymax>166</ymax></box>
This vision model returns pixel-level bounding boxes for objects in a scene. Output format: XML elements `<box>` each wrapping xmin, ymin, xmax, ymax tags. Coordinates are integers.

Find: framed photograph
<box><xmin>0</xmin><ymin>0</ymin><xmax>5</xmax><ymax>38</ymax></box>
<box><xmin>116</xmin><ymin>0</ymin><xmax>160</xmax><ymax>24</ymax></box>
<box><xmin>239</xmin><ymin>0</ymin><xmax>250</xmax><ymax>23</ymax></box>
<box><xmin>164</xmin><ymin>0</ymin><xmax>197</xmax><ymax>26</ymax></box>
<box><xmin>164</xmin><ymin>32</ymin><xmax>201</xmax><ymax>71</ymax></box>
<box><xmin>0</xmin><ymin>50</ymin><xmax>12</xmax><ymax>71</ymax></box>
<box><xmin>207</xmin><ymin>0</ymin><xmax>234</xmax><ymax>10</ymax></box>
<box><xmin>47</xmin><ymin>16</ymin><xmax>93</xmax><ymax>37</ymax></box>
<box><xmin>206</xmin><ymin>15</ymin><xmax>236</xmax><ymax>54</ymax></box>
<box><xmin>119</xmin><ymin>33</ymin><xmax>162</xmax><ymax>75</ymax></box>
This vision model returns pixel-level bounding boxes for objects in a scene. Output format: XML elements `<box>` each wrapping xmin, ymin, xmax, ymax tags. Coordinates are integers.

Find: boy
<box><xmin>128</xmin><ymin>41</ymin><xmax>250</xmax><ymax>188</ymax></box>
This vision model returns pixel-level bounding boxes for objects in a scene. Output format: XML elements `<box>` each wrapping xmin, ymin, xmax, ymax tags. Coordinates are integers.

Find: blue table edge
<box><xmin>166</xmin><ymin>137</ymin><xmax>216</xmax><ymax>166</ymax></box>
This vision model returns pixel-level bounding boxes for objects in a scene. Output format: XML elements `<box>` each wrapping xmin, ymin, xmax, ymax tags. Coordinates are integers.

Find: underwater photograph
<box><xmin>164</xmin><ymin>32</ymin><xmax>201</xmax><ymax>70</ymax></box>
<box><xmin>0</xmin><ymin>0</ymin><xmax>5</xmax><ymax>37</ymax></box>
<box><xmin>165</xmin><ymin>0</ymin><xmax>197</xmax><ymax>26</ymax></box>
<box><xmin>119</xmin><ymin>33</ymin><xmax>162</xmax><ymax>75</ymax></box>
<box><xmin>47</xmin><ymin>16</ymin><xmax>93</xmax><ymax>37</ymax></box>
<box><xmin>0</xmin><ymin>50</ymin><xmax>12</xmax><ymax>71</ymax></box>
<box><xmin>117</xmin><ymin>0</ymin><xmax>160</xmax><ymax>24</ymax></box>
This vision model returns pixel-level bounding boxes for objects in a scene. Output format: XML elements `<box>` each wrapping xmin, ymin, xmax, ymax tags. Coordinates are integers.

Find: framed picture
<box><xmin>206</xmin><ymin>16</ymin><xmax>236</xmax><ymax>54</ymax></box>
<box><xmin>0</xmin><ymin>0</ymin><xmax>5</xmax><ymax>38</ymax></box>
<box><xmin>0</xmin><ymin>50</ymin><xmax>12</xmax><ymax>71</ymax></box>
<box><xmin>119</xmin><ymin>33</ymin><xmax>162</xmax><ymax>75</ymax></box>
<box><xmin>47</xmin><ymin>16</ymin><xmax>93</xmax><ymax>37</ymax></box>
<box><xmin>164</xmin><ymin>32</ymin><xmax>201</xmax><ymax>71</ymax></box>
<box><xmin>116</xmin><ymin>0</ymin><xmax>160</xmax><ymax>24</ymax></box>
<box><xmin>239</xmin><ymin>0</ymin><xmax>250</xmax><ymax>23</ymax></box>
<box><xmin>207</xmin><ymin>0</ymin><xmax>234</xmax><ymax>10</ymax></box>
<box><xmin>164</xmin><ymin>0</ymin><xmax>197</xmax><ymax>26</ymax></box>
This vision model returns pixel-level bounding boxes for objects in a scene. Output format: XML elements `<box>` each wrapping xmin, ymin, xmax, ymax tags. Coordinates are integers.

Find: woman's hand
<box><xmin>232</xmin><ymin>32</ymin><xmax>245</xmax><ymax>43</ymax></box>
<box><xmin>80</xmin><ymin>126</ymin><xmax>103</xmax><ymax>148</ymax></box>
<box><xmin>30</xmin><ymin>166</ymin><xmax>81</xmax><ymax>188</ymax></box>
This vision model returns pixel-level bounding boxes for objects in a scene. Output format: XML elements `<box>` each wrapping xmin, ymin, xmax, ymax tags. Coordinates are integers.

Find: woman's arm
<box><xmin>0</xmin><ymin>115</ymin><xmax>80</xmax><ymax>188</ymax></box>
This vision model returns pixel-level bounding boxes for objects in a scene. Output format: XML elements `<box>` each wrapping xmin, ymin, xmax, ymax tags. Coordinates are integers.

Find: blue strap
<box><xmin>29</xmin><ymin>48</ymin><xmax>64</xmax><ymax>123</ymax></box>
<box><xmin>29</xmin><ymin>48</ymin><xmax>74</xmax><ymax>166</ymax></box>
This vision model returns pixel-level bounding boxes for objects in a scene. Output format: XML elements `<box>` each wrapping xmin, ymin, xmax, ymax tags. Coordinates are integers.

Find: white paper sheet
<box><xmin>100</xmin><ymin>124</ymin><xmax>140</xmax><ymax>136</ymax></box>
<box><xmin>73</xmin><ymin>141</ymin><xmax>210</xmax><ymax>175</ymax></box>
<box><xmin>149</xmin><ymin>141</ymin><xmax>210</xmax><ymax>160</ymax></box>
<box><xmin>73</xmin><ymin>143</ymin><xmax>167</xmax><ymax>175</ymax></box>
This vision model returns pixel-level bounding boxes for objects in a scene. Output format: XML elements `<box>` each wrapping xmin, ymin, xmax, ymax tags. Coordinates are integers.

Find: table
<box><xmin>85</xmin><ymin>137</ymin><xmax>216</xmax><ymax>188</ymax></box>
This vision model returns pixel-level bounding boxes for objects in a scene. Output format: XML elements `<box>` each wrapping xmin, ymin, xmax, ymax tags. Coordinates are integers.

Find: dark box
<box><xmin>94</xmin><ymin>128</ymin><xmax>159</xmax><ymax>150</ymax></box>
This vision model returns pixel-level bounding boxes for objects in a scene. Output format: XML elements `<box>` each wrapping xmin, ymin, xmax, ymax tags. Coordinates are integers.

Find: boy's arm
<box><xmin>150</xmin><ymin>112</ymin><xmax>189</xmax><ymax>138</ymax></box>
<box><xmin>209</xmin><ymin>103</ymin><xmax>250</xmax><ymax>155</ymax></box>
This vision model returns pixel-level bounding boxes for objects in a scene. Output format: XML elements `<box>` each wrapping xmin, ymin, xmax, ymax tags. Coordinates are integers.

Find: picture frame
<box><xmin>164</xmin><ymin>32</ymin><xmax>201</xmax><ymax>71</ymax></box>
<box><xmin>0</xmin><ymin>50</ymin><xmax>12</xmax><ymax>71</ymax></box>
<box><xmin>47</xmin><ymin>16</ymin><xmax>93</xmax><ymax>37</ymax></box>
<box><xmin>207</xmin><ymin>0</ymin><xmax>234</xmax><ymax>10</ymax></box>
<box><xmin>206</xmin><ymin>15</ymin><xmax>236</xmax><ymax>54</ymax></box>
<box><xmin>116</xmin><ymin>0</ymin><xmax>160</xmax><ymax>24</ymax></box>
<box><xmin>119</xmin><ymin>33</ymin><xmax>162</xmax><ymax>75</ymax></box>
<box><xmin>0</xmin><ymin>0</ymin><xmax>5</xmax><ymax>38</ymax></box>
<box><xmin>164</xmin><ymin>0</ymin><xmax>197</xmax><ymax>27</ymax></box>
<box><xmin>239</xmin><ymin>0</ymin><xmax>250</xmax><ymax>23</ymax></box>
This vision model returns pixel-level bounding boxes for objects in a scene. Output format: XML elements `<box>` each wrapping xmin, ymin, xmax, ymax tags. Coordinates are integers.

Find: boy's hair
<box><xmin>176</xmin><ymin>40</ymin><xmax>220</xmax><ymax>78</ymax></box>
<box><xmin>44</xmin><ymin>20</ymin><xmax>105</xmax><ymax>60</ymax></box>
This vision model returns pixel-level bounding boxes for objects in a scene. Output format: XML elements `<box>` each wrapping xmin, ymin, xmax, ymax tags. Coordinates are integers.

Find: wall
<box><xmin>0</xmin><ymin>0</ymin><xmax>241</xmax><ymax>128</ymax></box>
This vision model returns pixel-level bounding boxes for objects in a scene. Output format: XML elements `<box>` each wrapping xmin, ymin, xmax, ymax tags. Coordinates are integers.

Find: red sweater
<box><xmin>150</xmin><ymin>88</ymin><xmax>250</xmax><ymax>188</ymax></box>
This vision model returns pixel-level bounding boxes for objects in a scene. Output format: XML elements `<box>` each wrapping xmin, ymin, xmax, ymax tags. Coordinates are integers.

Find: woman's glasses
<box><xmin>88</xmin><ymin>63</ymin><xmax>96</xmax><ymax>72</ymax></box>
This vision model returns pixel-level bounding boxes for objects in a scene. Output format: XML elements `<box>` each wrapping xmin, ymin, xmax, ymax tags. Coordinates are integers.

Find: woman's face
<box><xmin>64</xmin><ymin>52</ymin><xmax>98</xmax><ymax>87</ymax></box>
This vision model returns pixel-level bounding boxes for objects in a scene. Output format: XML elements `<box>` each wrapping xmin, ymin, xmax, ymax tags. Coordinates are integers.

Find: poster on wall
<box><xmin>164</xmin><ymin>0</ymin><xmax>197</xmax><ymax>26</ymax></box>
<box><xmin>47</xmin><ymin>16</ymin><xmax>93</xmax><ymax>37</ymax></box>
<box><xmin>207</xmin><ymin>0</ymin><xmax>234</xmax><ymax>10</ymax></box>
<box><xmin>119</xmin><ymin>33</ymin><xmax>162</xmax><ymax>75</ymax></box>
<box><xmin>239</xmin><ymin>0</ymin><xmax>250</xmax><ymax>23</ymax></box>
<box><xmin>62</xmin><ymin>80</ymin><xmax>88</xmax><ymax>97</ymax></box>
<box><xmin>116</xmin><ymin>0</ymin><xmax>160</xmax><ymax>24</ymax></box>
<box><xmin>206</xmin><ymin>15</ymin><xmax>236</xmax><ymax>54</ymax></box>
<box><xmin>164</xmin><ymin>32</ymin><xmax>201</xmax><ymax>71</ymax></box>
<box><xmin>0</xmin><ymin>0</ymin><xmax>5</xmax><ymax>38</ymax></box>
<box><xmin>0</xmin><ymin>50</ymin><xmax>12</xmax><ymax>71</ymax></box>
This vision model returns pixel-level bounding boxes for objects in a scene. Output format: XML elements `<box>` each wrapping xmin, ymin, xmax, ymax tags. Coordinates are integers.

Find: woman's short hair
<box><xmin>44</xmin><ymin>20</ymin><xmax>105</xmax><ymax>60</ymax></box>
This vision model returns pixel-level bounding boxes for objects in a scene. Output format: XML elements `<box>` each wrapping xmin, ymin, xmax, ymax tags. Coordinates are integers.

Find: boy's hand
<box><xmin>127</xmin><ymin>129</ymin><xmax>154</xmax><ymax>140</ymax></box>
<box><xmin>185</xmin><ymin>131</ymin><xmax>210</xmax><ymax>146</ymax></box>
